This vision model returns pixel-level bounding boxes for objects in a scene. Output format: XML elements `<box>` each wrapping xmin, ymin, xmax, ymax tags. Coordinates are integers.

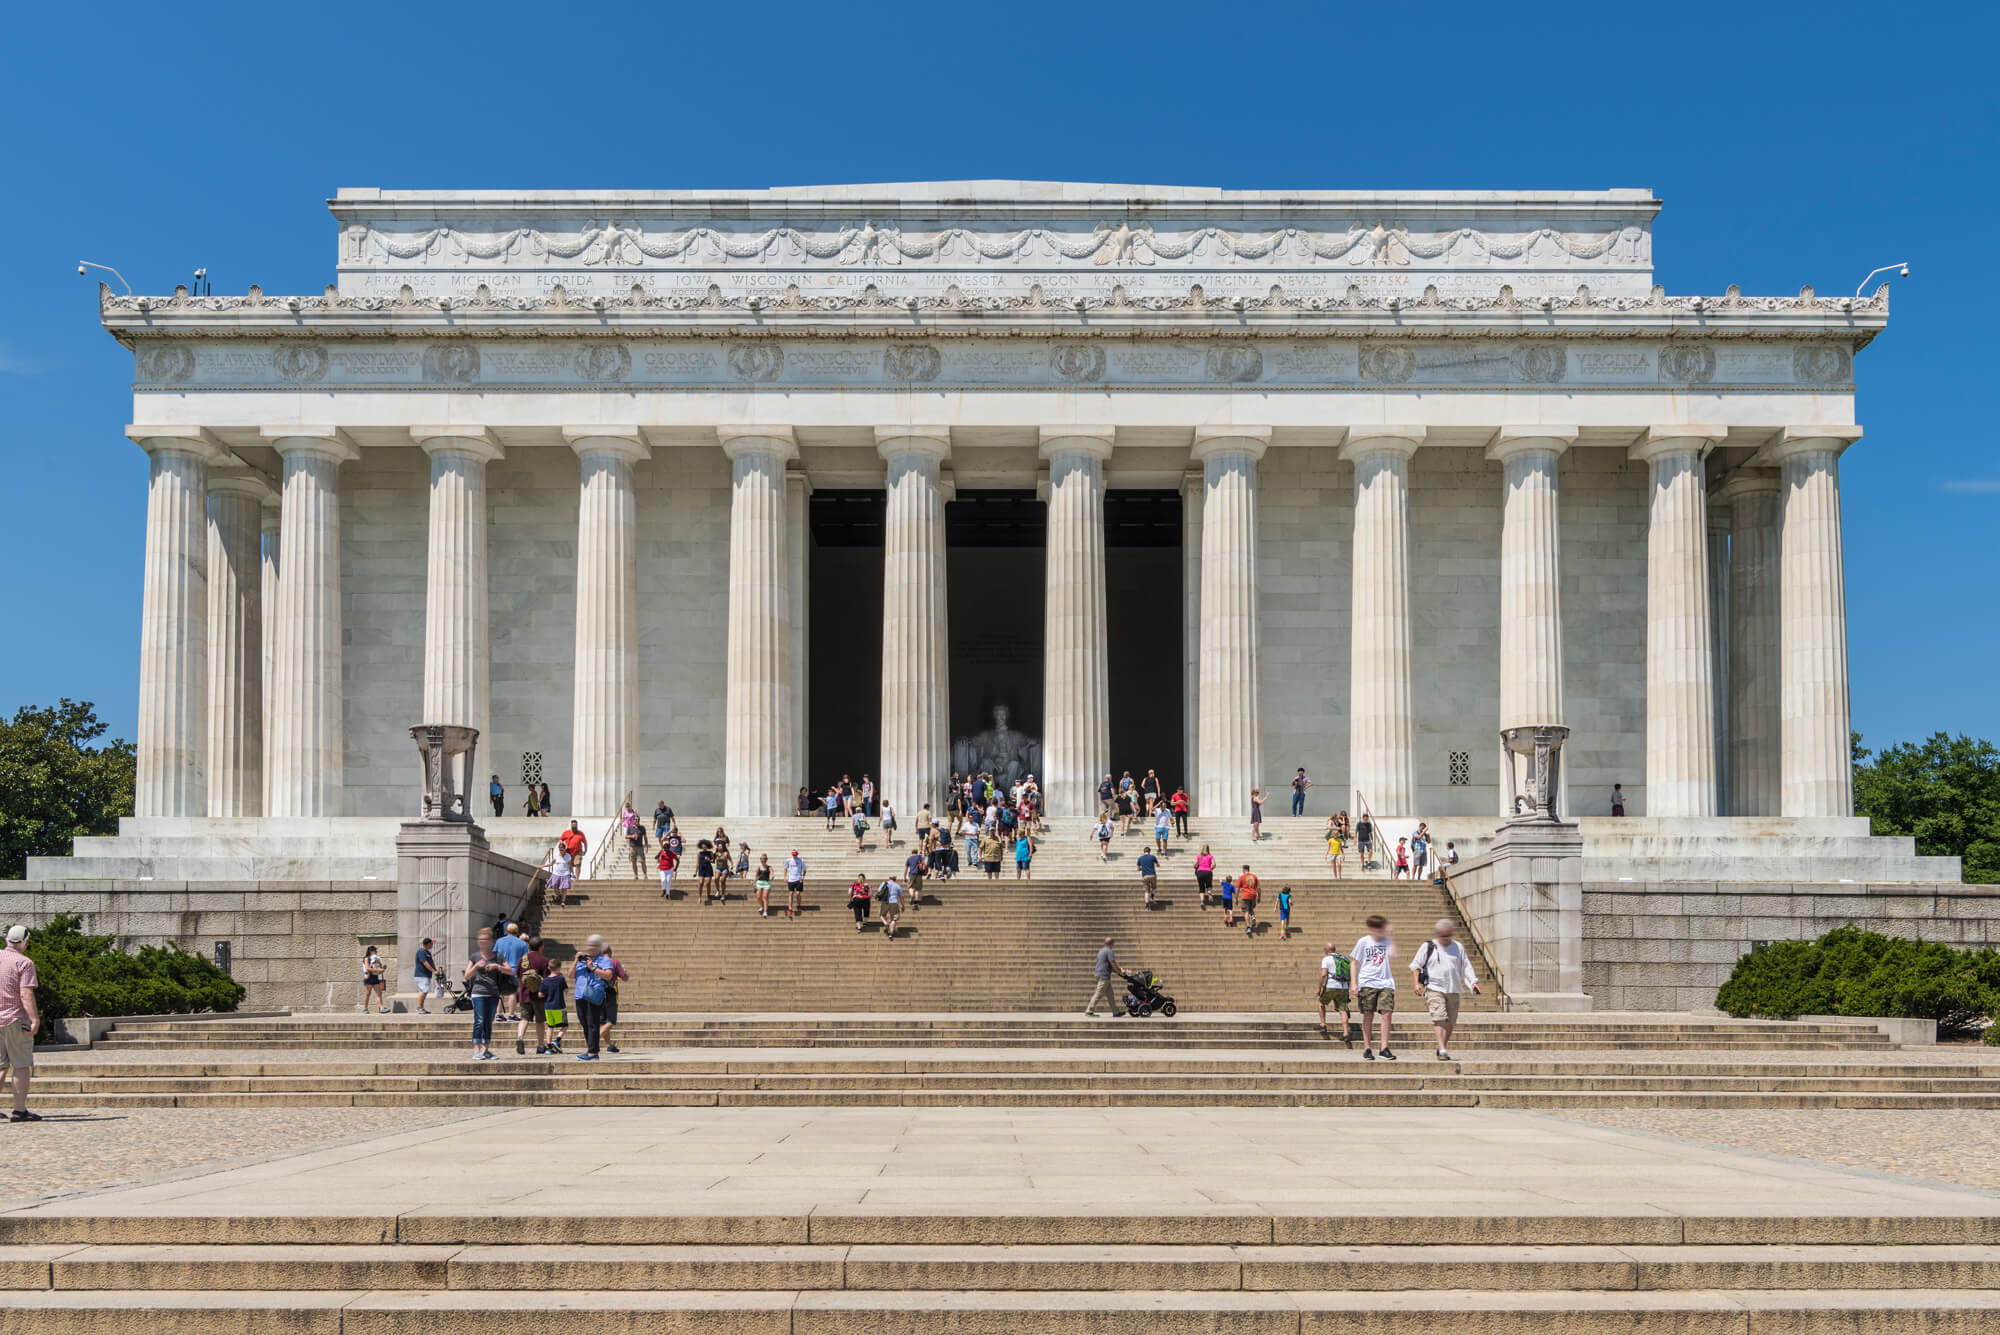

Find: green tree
<box><xmin>1853</xmin><ymin>732</ymin><xmax>2000</xmax><ymax>884</ymax></box>
<box><xmin>0</xmin><ymin>700</ymin><xmax>135</xmax><ymax>880</ymax></box>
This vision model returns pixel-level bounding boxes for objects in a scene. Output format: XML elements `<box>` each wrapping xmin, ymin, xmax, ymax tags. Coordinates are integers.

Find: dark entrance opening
<box><xmin>807</xmin><ymin>491</ymin><xmax>884</xmax><ymax>789</ymax></box>
<box><xmin>946</xmin><ymin>491</ymin><xmax>1045</xmax><ymax>766</ymax></box>
<box><xmin>1105</xmin><ymin>490</ymin><xmax>1184</xmax><ymax>790</ymax></box>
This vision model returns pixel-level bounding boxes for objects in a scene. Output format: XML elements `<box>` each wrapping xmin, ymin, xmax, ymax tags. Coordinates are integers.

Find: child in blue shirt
<box><xmin>1218</xmin><ymin>874</ymin><xmax>1237</xmax><ymax>927</ymax></box>
<box><xmin>1277</xmin><ymin>886</ymin><xmax>1294</xmax><ymax>942</ymax></box>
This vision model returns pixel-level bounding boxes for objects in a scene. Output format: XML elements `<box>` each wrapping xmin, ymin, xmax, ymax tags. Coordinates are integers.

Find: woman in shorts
<box><xmin>754</xmin><ymin>853</ymin><xmax>774</xmax><ymax>918</ymax></box>
<box><xmin>361</xmin><ymin>946</ymin><xmax>388</xmax><ymax>1013</ymax></box>
<box><xmin>1015</xmin><ymin>830</ymin><xmax>1035</xmax><ymax>880</ymax></box>
<box><xmin>695</xmin><ymin>841</ymin><xmax>715</xmax><ymax>904</ymax></box>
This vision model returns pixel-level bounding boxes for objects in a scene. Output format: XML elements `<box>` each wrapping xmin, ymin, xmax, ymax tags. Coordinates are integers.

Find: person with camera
<box><xmin>1411</xmin><ymin>918</ymin><xmax>1481</xmax><ymax>1061</ymax></box>
<box><xmin>0</xmin><ymin>926</ymin><xmax>39</xmax><ymax>1121</ymax></box>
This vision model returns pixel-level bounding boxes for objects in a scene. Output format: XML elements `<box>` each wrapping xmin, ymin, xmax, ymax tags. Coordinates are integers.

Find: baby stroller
<box><xmin>1120</xmin><ymin>968</ymin><xmax>1178</xmax><ymax>1018</ymax></box>
<box><xmin>433</xmin><ymin>972</ymin><xmax>474</xmax><ymax>1014</ymax></box>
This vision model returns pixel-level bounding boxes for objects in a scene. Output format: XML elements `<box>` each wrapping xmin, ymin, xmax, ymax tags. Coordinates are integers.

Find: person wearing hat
<box><xmin>0</xmin><ymin>926</ymin><xmax>37</xmax><ymax>1120</ymax></box>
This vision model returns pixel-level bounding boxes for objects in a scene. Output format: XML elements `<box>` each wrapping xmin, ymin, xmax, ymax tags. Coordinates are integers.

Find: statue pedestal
<box><xmin>1446</xmin><ymin>820</ymin><xmax>1591</xmax><ymax>1012</ymax></box>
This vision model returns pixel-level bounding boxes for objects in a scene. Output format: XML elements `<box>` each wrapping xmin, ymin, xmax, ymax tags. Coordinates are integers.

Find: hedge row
<box><xmin>24</xmin><ymin>914</ymin><xmax>244</xmax><ymax>1040</ymax></box>
<box><xmin>1716</xmin><ymin>925</ymin><xmax>2000</xmax><ymax>1038</ymax></box>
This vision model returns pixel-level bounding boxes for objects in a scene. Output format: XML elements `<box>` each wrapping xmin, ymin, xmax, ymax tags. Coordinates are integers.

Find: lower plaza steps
<box><xmin>8</xmin><ymin>1213</ymin><xmax>2000</xmax><ymax>1331</ymax></box>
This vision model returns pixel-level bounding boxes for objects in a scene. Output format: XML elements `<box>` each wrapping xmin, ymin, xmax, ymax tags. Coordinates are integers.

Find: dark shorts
<box><xmin>1196</xmin><ymin>870</ymin><xmax>1213</xmax><ymax>889</ymax></box>
<box><xmin>983</xmin><ymin>861</ymin><xmax>1001</xmax><ymax>874</ymax></box>
<box><xmin>602</xmin><ymin>993</ymin><xmax>619</xmax><ymax>1025</ymax></box>
<box><xmin>788</xmin><ymin>881</ymin><xmax>803</xmax><ymax>894</ymax></box>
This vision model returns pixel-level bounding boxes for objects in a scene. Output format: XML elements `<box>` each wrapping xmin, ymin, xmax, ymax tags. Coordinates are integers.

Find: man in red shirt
<box><xmin>559</xmin><ymin>821</ymin><xmax>588</xmax><ymax>863</ymax></box>
<box><xmin>1236</xmin><ymin>867</ymin><xmax>1261</xmax><ymax>936</ymax></box>
<box><xmin>1169</xmin><ymin>788</ymin><xmax>1190</xmax><ymax>840</ymax></box>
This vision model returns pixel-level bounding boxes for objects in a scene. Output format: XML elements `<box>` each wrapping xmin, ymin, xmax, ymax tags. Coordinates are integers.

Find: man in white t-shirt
<box><xmin>1349</xmin><ymin>916</ymin><xmax>1397</xmax><ymax>1061</ymax></box>
<box><xmin>1411</xmin><ymin>918</ymin><xmax>1480</xmax><ymax>1060</ymax></box>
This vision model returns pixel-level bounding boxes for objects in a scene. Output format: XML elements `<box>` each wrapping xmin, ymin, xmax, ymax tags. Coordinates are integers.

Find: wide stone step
<box><xmin>11</xmin><ymin>1243</ymin><xmax>2000</xmax><ymax>1293</ymax></box>
<box><xmin>9</xmin><ymin>1285</ymin><xmax>2000</xmax><ymax>1333</ymax></box>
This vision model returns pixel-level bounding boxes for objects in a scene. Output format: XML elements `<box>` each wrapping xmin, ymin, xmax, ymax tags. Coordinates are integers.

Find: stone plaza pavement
<box><xmin>9</xmin><ymin>1105</ymin><xmax>1998</xmax><ymax>1220</ymax></box>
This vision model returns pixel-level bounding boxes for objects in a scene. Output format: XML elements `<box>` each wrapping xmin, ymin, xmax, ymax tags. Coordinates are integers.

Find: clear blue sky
<box><xmin>2</xmin><ymin>1</ymin><xmax>1995</xmax><ymax>753</ymax></box>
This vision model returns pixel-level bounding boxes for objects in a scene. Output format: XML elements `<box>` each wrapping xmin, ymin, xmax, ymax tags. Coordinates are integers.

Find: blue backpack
<box><xmin>574</xmin><ymin>957</ymin><xmax>607</xmax><ymax>1006</ymax></box>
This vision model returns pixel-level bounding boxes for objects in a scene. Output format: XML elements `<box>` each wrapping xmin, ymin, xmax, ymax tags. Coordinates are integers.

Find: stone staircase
<box><xmin>7</xmin><ymin>1211</ymin><xmax>2000</xmax><ymax>1331</ymax></box>
<box><xmin>521</xmin><ymin>861</ymin><xmax>1490</xmax><ymax>1013</ymax></box>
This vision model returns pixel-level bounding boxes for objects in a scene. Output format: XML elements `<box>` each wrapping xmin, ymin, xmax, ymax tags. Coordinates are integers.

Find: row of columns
<box><xmin>130</xmin><ymin>420</ymin><xmax>1858</xmax><ymax>824</ymax></box>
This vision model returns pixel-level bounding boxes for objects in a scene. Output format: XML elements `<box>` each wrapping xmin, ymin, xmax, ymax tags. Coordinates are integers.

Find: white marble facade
<box><xmin>102</xmin><ymin>183</ymin><xmax>1879</xmax><ymax>823</ymax></box>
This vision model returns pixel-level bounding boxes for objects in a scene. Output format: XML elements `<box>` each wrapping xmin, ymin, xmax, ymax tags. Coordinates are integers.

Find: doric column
<box><xmin>877</xmin><ymin>426</ymin><xmax>953</xmax><ymax>818</ymax></box>
<box><xmin>1766</xmin><ymin>426</ymin><xmax>1862</xmax><ymax>818</ymax></box>
<box><xmin>720</xmin><ymin>426</ymin><xmax>797</xmax><ymax>817</ymax></box>
<box><xmin>787</xmin><ymin>467</ymin><xmax>812</xmax><ymax>796</ymax></box>
<box><xmin>1707</xmin><ymin>498</ymin><xmax>1733</xmax><ymax>814</ymax></box>
<box><xmin>1192</xmin><ymin>426</ymin><xmax>1270</xmax><ymax>819</ymax></box>
<box><xmin>1489</xmin><ymin>428</ymin><xmax>1574</xmax><ymax>816</ymax></box>
<box><xmin>415</xmin><ymin>428</ymin><xmax>502</xmax><ymax>756</ymax></box>
<box><xmin>130</xmin><ymin>426</ymin><xmax>224</xmax><ymax>818</ymax></box>
<box><xmin>1040</xmin><ymin>426</ymin><xmax>1115</xmax><ymax>819</ymax></box>
<box><xmin>1180</xmin><ymin>469</ymin><xmax>1204</xmax><ymax>807</ymax></box>
<box><xmin>564</xmin><ymin>427</ymin><xmax>648</xmax><ymax>820</ymax></box>
<box><xmin>1343</xmin><ymin>427</ymin><xmax>1425</xmax><ymax>821</ymax></box>
<box><xmin>205</xmin><ymin>468</ymin><xmax>275</xmax><ymax>817</ymax></box>
<box><xmin>263</xmin><ymin>427</ymin><xmax>359</xmax><ymax>817</ymax></box>
<box><xmin>1720</xmin><ymin>470</ymin><xmax>1782</xmax><ymax>816</ymax></box>
<box><xmin>259</xmin><ymin>498</ymin><xmax>280</xmax><ymax>816</ymax></box>
<box><xmin>1631</xmin><ymin>426</ymin><xmax>1727</xmax><ymax>817</ymax></box>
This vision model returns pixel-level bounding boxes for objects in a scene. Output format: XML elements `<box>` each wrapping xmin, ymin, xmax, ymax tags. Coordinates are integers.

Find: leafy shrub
<box><xmin>23</xmin><ymin>915</ymin><xmax>244</xmax><ymax>1040</ymax></box>
<box><xmin>1717</xmin><ymin>925</ymin><xmax>2000</xmax><ymax>1037</ymax></box>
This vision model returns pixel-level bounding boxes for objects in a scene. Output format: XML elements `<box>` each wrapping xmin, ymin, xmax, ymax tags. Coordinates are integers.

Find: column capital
<box><xmin>128</xmin><ymin>425</ymin><xmax>228</xmax><ymax>463</ymax></box>
<box><xmin>261</xmin><ymin>425</ymin><xmax>360</xmax><ymax>463</ymax></box>
<box><xmin>1038</xmin><ymin>426</ymin><xmax>1117</xmax><ymax>461</ymax></box>
<box><xmin>1485</xmin><ymin>426</ymin><xmax>1578</xmax><ymax>462</ymax></box>
<box><xmin>718</xmin><ymin>425</ymin><xmax>799</xmax><ymax>462</ymax></box>
<box><xmin>563</xmin><ymin>426</ymin><xmax>650</xmax><ymax>463</ymax></box>
<box><xmin>1629</xmin><ymin>424</ymin><xmax>1728</xmax><ymax>463</ymax></box>
<box><xmin>1338</xmin><ymin>426</ymin><xmax>1425</xmax><ymax>462</ymax></box>
<box><xmin>413</xmin><ymin>426</ymin><xmax>504</xmax><ymax>463</ymax></box>
<box><xmin>1750</xmin><ymin>424</ymin><xmax>1863</xmax><ymax>467</ymax></box>
<box><xmin>207</xmin><ymin>468</ymin><xmax>278</xmax><ymax>504</ymax></box>
<box><xmin>1717</xmin><ymin>468</ymin><xmax>1783</xmax><ymax>502</ymax></box>
<box><xmin>1189</xmin><ymin>425</ymin><xmax>1271</xmax><ymax>462</ymax></box>
<box><xmin>875</xmin><ymin>425</ymin><xmax>952</xmax><ymax>460</ymax></box>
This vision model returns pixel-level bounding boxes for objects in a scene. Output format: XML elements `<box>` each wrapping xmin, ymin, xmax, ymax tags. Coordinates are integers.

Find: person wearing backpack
<box><xmin>1411</xmin><ymin>918</ymin><xmax>1481</xmax><ymax>1061</ymax></box>
<box><xmin>1317</xmin><ymin>942</ymin><xmax>1354</xmax><ymax>1045</ymax></box>
<box><xmin>572</xmin><ymin>934</ymin><xmax>618</xmax><ymax>1062</ymax></box>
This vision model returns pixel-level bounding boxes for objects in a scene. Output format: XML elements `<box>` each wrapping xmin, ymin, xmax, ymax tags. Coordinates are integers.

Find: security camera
<box><xmin>77</xmin><ymin>263</ymin><xmax>86</xmax><ymax>276</ymax></box>
<box><xmin>1899</xmin><ymin>265</ymin><xmax>1911</xmax><ymax>278</ymax></box>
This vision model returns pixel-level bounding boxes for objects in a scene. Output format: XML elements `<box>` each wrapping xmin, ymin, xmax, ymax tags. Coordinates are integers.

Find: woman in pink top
<box><xmin>1193</xmin><ymin>845</ymin><xmax>1216</xmax><ymax>910</ymax></box>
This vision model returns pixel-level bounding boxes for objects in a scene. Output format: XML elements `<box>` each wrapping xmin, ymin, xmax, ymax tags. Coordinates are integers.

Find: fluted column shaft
<box><xmin>1491</xmin><ymin>431</ymin><xmax>1572</xmax><ymax>817</ymax></box>
<box><xmin>1193</xmin><ymin>428</ymin><xmax>1269</xmax><ymax>819</ymax></box>
<box><xmin>417</xmin><ymin>430</ymin><xmax>501</xmax><ymax>756</ymax></box>
<box><xmin>1722</xmin><ymin>472</ymin><xmax>1782</xmax><ymax>815</ymax></box>
<box><xmin>133</xmin><ymin>430</ymin><xmax>220</xmax><ymax>818</ymax></box>
<box><xmin>877</xmin><ymin>428</ymin><xmax>952</xmax><ymax>818</ymax></box>
<box><xmin>205</xmin><ymin>472</ymin><xmax>272</xmax><ymax>817</ymax></box>
<box><xmin>566</xmin><ymin>429</ymin><xmax>648</xmax><ymax>820</ymax></box>
<box><xmin>721</xmin><ymin>427</ymin><xmax>797</xmax><ymax>817</ymax></box>
<box><xmin>1344</xmin><ymin>428</ymin><xmax>1424</xmax><ymax>820</ymax></box>
<box><xmin>259</xmin><ymin>501</ymin><xmax>280</xmax><ymax>817</ymax></box>
<box><xmin>1633</xmin><ymin>428</ymin><xmax>1724</xmax><ymax>817</ymax></box>
<box><xmin>1772</xmin><ymin>429</ymin><xmax>1860</xmax><ymax>817</ymax></box>
<box><xmin>265</xmin><ymin>429</ymin><xmax>357</xmax><ymax>817</ymax></box>
<box><xmin>1041</xmin><ymin>428</ymin><xmax>1115</xmax><ymax>818</ymax></box>
<box><xmin>1708</xmin><ymin>503</ymin><xmax>1732</xmax><ymax>813</ymax></box>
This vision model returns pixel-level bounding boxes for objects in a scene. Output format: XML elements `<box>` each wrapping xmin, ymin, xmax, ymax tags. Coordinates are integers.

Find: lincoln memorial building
<box><xmin>15</xmin><ymin>182</ymin><xmax>1978</xmax><ymax>1014</ymax></box>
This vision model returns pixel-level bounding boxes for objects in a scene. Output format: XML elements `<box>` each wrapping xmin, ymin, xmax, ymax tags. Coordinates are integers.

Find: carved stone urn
<box><xmin>1501</xmin><ymin>724</ymin><xmax>1569</xmax><ymax>823</ymax></box>
<box><xmin>410</xmin><ymin>724</ymin><xmax>481</xmax><ymax>823</ymax></box>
